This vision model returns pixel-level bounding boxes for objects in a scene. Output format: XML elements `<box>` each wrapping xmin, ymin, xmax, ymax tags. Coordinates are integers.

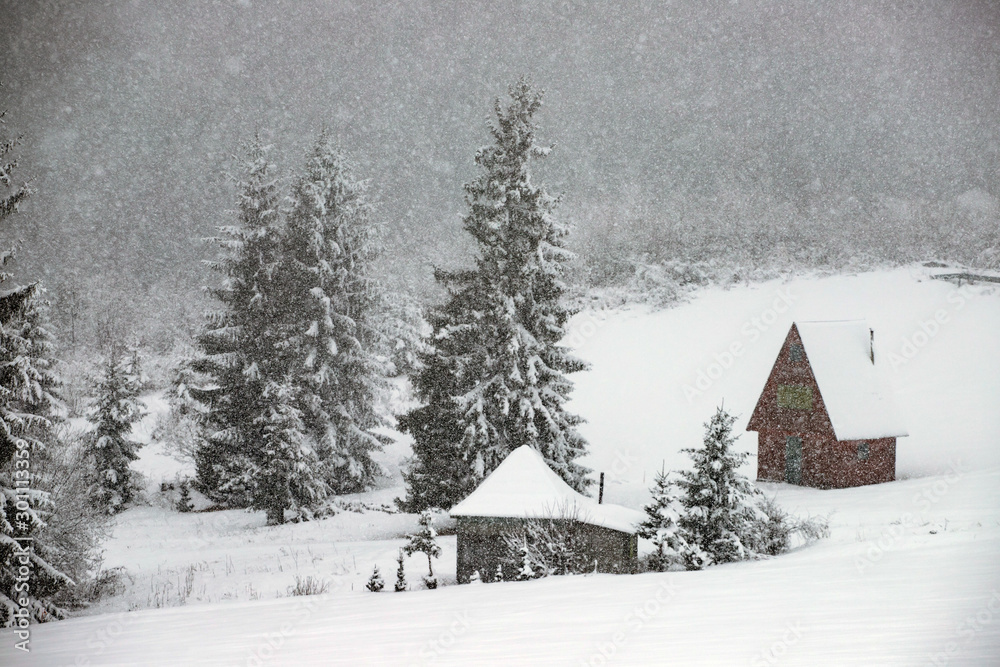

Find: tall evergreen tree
<box><xmin>401</xmin><ymin>78</ymin><xmax>589</xmax><ymax>511</ymax></box>
<box><xmin>0</xmin><ymin>100</ymin><xmax>74</xmax><ymax>626</ymax></box>
<box><xmin>193</xmin><ymin>136</ymin><xmax>328</xmax><ymax>523</ymax></box>
<box><xmin>278</xmin><ymin>132</ymin><xmax>390</xmax><ymax>494</ymax></box>
<box><xmin>193</xmin><ymin>136</ymin><xmax>286</xmax><ymax>504</ymax></box>
<box><xmin>84</xmin><ymin>346</ymin><xmax>145</xmax><ymax>514</ymax></box>
<box><xmin>675</xmin><ymin>406</ymin><xmax>766</xmax><ymax>570</ymax></box>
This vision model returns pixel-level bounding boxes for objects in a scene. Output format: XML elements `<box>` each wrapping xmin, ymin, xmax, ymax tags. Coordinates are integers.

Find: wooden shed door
<box><xmin>785</xmin><ymin>436</ymin><xmax>803</xmax><ymax>484</ymax></box>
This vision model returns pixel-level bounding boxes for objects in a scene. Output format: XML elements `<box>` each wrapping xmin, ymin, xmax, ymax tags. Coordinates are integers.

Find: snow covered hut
<box><xmin>450</xmin><ymin>446</ymin><xmax>645</xmax><ymax>583</ymax></box>
<box><xmin>747</xmin><ymin>320</ymin><xmax>908</xmax><ymax>489</ymax></box>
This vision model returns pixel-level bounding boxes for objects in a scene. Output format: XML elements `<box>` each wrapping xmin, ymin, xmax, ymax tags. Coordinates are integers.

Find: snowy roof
<box><xmin>449</xmin><ymin>446</ymin><xmax>645</xmax><ymax>534</ymax></box>
<box><xmin>796</xmin><ymin>320</ymin><xmax>908</xmax><ymax>441</ymax></box>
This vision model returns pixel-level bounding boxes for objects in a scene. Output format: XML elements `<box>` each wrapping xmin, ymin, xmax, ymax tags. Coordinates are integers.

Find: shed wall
<box><xmin>456</xmin><ymin>517</ymin><xmax>638</xmax><ymax>584</ymax></box>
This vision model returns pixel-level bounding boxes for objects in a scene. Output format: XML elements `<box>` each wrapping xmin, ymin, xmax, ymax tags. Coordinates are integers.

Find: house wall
<box><xmin>747</xmin><ymin>325</ymin><xmax>835</xmax><ymax>436</ymax></box>
<box><xmin>758</xmin><ymin>431</ymin><xmax>896</xmax><ymax>488</ymax></box>
<box><xmin>455</xmin><ymin>517</ymin><xmax>638</xmax><ymax>584</ymax></box>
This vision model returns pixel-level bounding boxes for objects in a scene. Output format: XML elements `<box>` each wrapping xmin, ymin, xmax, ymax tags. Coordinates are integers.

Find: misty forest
<box><xmin>1</xmin><ymin>1</ymin><xmax>999</xmax><ymax>664</ymax></box>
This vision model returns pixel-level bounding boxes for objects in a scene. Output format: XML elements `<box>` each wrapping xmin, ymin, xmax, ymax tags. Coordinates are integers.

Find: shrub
<box><xmin>288</xmin><ymin>575</ymin><xmax>329</xmax><ymax>597</ymax></box>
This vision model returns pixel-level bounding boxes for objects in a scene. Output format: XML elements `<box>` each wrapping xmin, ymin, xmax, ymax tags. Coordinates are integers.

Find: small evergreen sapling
<box><xmin>394</xmin><ymin>549</ymin><xmax>407</xmax><ymax>592</ymax></box>
<box><xmin>365</xmin><ymin>565</ymin><xmax>384</xmax><ymax>592</ymax></box>
<box><xmin>404</xmin><ymin>510</ymin><xmax>441</xmax><ymax>589</ymax></box>
<box><xmin>675</xmin><ymin>406</ymin><xmax>767</xmax><ymax>570</ymax></box>
<box><xmin>638</xmin><ymin>467</ymin><xmax>686</xmax><ymax>572</ymax></box>
<box><xmin>175</xmin><ymin>480</ymin><xmax>195</xmax><ymax>513</ymax></box>
<box><xmin>85</xmin><ymin>347</ymin><xmax>146</xmax><ymax>515</ymax></box>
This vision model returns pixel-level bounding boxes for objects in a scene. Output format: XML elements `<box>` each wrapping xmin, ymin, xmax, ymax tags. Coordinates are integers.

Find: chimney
<box><xmin>598</xmin><ymin>472</ymin><xmax>605</xmax><ymax>504</ymax></box>
<box><xmin>870</xmin><ymin>328</ymin><xmax>875</xmax><ymax>364</ymax></box>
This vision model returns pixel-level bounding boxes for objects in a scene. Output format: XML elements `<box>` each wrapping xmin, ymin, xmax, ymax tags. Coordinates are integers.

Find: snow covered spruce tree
<box><xmin>638</xmin><ymin>467</ymin><xmax>687</xmax><ymax>572</ymax></box>
<box><xmin>675</xmin><ymin>406</ymin><xmax>766</xmax><ymax>570</ymax></box>
<box><xmin>193</xmin><ymin>137</ymin><xmax>327</xmax><ymax>523</ymax></box>
<box><xmin>85</xmin><ymin>345</ymin><xmax>145</xmax><ymax>515</ymax></box>
<box><xmin>194</xmin><ymin>136</ymin><xmax>285</xmax><ymax>505</ymax></box>
<box><xmin>248</xmin><ymin>380</ymin><xmax>325</xmax><ymax>526</ymax></box>
<box><xmin>403</xmin><ymin>510</ymin><xmax>441</xmax><ymax>588</ymax></box>
<box><xmin>276</xmin><ymin>132</ymin><xmax>391</xmax><ymax>494</ymax></box>
<box><xmin>0</xmin><ymin>106</ymin><xmax>73</xmax><ymax>625</ymax></box>
<box><xmin>400</xmin><ymin>78</ymin><xmax>589</xmax><ymax>510</ymax></box>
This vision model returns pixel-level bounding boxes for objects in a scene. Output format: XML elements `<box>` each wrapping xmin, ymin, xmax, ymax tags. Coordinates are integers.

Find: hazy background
<box><xmin>2</xmin><ymin>0</ymin><xmax>998</xmax><ymax>350</ymax></box>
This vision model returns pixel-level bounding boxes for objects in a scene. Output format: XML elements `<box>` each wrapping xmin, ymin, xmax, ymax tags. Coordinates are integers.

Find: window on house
<box><xmin>789</xmin><ymin>344</ymin><xmax>804</xmax><ymax>362</ymax></box>
<box><xmin>857</xmin><ymin>442</ymin><xmax>870</xmax><ymax>461</ymax></box>
<box><xmin>777</xmin><ymin>385</ymin><xmax>813</xmax><ymax>410</ymax></box>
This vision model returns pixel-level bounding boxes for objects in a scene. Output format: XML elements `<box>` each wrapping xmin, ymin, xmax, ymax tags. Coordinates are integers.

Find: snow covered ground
<box><xmin>2</xmin><ymin>265</ymin><xmax>998</xmax><ymax>665</ymax></box>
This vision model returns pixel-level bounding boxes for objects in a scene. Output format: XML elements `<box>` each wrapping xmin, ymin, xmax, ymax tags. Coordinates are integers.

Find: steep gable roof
<box><xmin>449</xmin><ymin>446</ymin><xmax>644</xmax><ymax>534</ymax></box>
<box><xmin>796</xmin><ymin>320</ymin><xmax>908</xmax><ymax>441</ymax></box>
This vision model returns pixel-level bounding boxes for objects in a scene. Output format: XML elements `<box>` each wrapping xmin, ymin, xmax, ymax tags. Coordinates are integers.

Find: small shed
<box><xmin>747</xmin><ymin>320</ymin><xmax>908</xmax><ymax>489</ymax></box>
<box><xmin>449</xmin><ymin>446</ymin><xmax>645</xmax><ymax>583</ymax></box>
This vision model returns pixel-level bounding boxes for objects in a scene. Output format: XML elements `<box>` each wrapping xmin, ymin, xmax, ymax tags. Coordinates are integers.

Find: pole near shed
<box><xmin>598</xmin><ymin>472</ymin><xmax>605</xmax><ymax>504</ymax></box>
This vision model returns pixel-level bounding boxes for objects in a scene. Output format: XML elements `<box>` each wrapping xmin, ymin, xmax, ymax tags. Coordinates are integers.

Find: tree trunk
<box><xmin>267</xmin><ymin>504</ymin><xmax>285</xmax><ymax>526</ymax></box>
<box><xmin>427</xmin><ymin>554</ymin><xmax>433</xmax><ymax>578</ymax></box>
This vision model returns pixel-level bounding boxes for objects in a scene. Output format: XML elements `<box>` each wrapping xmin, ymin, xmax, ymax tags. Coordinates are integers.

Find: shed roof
<box><xmin>449</xmin><ymin>446</ymin><xmax>645</xmax><ymax>534</ymax></box>
<box><xmin>796</xmin><ymin>320</ymin><xmax>908</xmax><ymax>440</ymax></box>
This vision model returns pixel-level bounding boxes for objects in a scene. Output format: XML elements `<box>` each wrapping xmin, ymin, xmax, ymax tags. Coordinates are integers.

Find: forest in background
<box><xmin>1</xmin><ymin>0</ymin><xmax>998</xmax><ymax>357</ymax></box>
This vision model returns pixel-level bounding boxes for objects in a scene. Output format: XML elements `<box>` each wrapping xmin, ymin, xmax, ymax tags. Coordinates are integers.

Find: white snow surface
<box><xmin>2</xmin><ymin>265</ymin><xmax>998</xmax><ymax>665</ymax></box>
<box><xmin>449</xmin><ymin>445</ymin><xmax>645</xmax><ymax>533</ymax></box>
<box><xmin>795</xmin><ymin>319</ymin><xmax>909</xmax><ymax>440</ymax></box>
<box><xmin>4</xmin><ymin>468</ymin><xmax>998</xmax><ymax>666</ymax></box>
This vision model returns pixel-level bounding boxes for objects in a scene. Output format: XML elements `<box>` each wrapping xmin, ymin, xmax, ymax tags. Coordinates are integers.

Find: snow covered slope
<box><xmin>1</xmin><ymin>265</ymin><xmax>997</xmax><ymax>665</ymax></box>
<box><xmin>3</xmin><ymin>467</ymin><xmax>998</xmax><ymax>666</ymax></box>
<box><xmin>566</xmin><ymin>265</ymin><xmax>1000</xmax><ymax>507</ymax></box>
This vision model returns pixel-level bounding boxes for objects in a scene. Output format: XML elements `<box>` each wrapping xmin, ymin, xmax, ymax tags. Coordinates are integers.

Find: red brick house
<box><xmin>747</xmin><ymin>321</ymin><xmax>907</xmax><ymax>489</ymax></box>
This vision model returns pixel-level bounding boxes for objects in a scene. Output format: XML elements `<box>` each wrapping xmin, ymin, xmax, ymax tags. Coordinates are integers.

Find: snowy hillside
<box><xmin>2</xmin><ymin>265</ymin><xmax>998</xmax><ymax>665</ymax></box>
<box><xmin>567</xmin><ymin>265</ymin><xmax>1000</xmax><ymax>507</ymax></box>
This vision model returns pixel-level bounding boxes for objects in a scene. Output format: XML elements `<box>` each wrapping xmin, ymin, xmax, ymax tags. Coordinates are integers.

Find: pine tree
<box><xmin>675</xmin><ymin>406</ymin><xmax>766</xmax><ymax>570</ymax></box>
<box><xmin>0</xmin><ymin>283</ymin><xmax>74</xmax><ymax>625</ymax></box>
<box><xmin>193</xmin><ymin>136</ymin><xmax>294</xmax><ymax>507</ymax></box>
<box><xmin>638</xmin><ymin>468</ymin><xmax>686</xmax><ymax>572</ymax></box>
<box><xmin>403</xmin><ymin>510</ymin><xmax>441</xmax><ymax>588</ymax></box>
<box><xmin>365</xmin><ymin>565</ymin><xmax>384</xmax><ymax>592</ymax></box>
<box><xmin>85</xmin><ymin>346</ymin><xmax>145</xmax><ymax>515</ymax></box>
<box><xmin>175</xmin><ymin>480</ymin><xmax>194</xmax><ymax>513</ymax></box>
<box><xmin>246</xmin><ymin>379</ymin><xmax>325</xmax><ymax>526</ymax></box>
<box><xmin>0</xmin><ymin>101</ymin><xmax>74</xmax><ymax>625</ymax></box>
<box><xmin>278</xmin><ymin>132</ymin><xmax>391</xmax><ymax>494</ymax></box>
<box><xmin>400</xmin><ymin>77</ymin><xmax>589</xmax><ymax>511</ymax></box>
<box><xmin>393</xmin><ymin>549</ymin><xmax>407</xmax><ymax>592</ymax></box>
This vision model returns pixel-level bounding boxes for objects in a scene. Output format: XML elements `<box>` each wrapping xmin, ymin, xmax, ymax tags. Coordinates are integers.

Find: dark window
<box><xmin>777</xmin><ymin>385</ymin><xmax>813</xmax><ymax>410</ymax></box>
<box><xmin>857</xmin><ymin>442</ymin><xmax>870</xmax><ymax>461</ymax></box>
<box><xmin>789</xmin><ymin>344</ymin><xmax>804</xmax><ymax>362</ymax></box>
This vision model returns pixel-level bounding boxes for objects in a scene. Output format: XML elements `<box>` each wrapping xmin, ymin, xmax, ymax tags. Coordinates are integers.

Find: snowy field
<box><xmin>3</xmin><ymin>265</ymin><xmax>999</xmax><ymax>665</ymax></box>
